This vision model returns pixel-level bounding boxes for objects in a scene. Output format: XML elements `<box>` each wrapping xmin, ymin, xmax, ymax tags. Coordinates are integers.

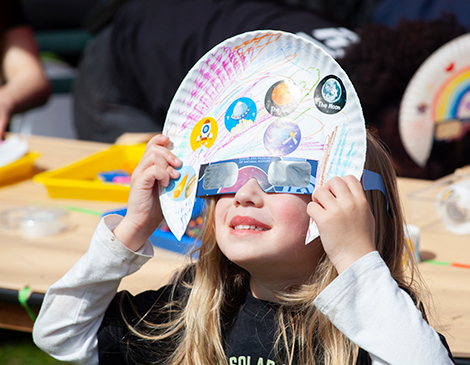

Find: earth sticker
<box><xmin>314</xmin><ymin>75</ymin><xmax>346</xmax><ymax>114</ymax></box>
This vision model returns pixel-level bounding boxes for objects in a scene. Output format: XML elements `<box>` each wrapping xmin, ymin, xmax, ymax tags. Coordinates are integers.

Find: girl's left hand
<box><xmin>307</xmin><ymin>175</ymin><xmax>375</xmax><ymax>274</ymax></box>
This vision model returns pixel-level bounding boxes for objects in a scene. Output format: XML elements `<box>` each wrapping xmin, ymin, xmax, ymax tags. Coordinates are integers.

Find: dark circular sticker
<box><xmin>314</xmin><ymin>75</ymin><xmax>346</xmax><ymax>114</ymax></box>
<box><xmin>265</xmin><ymin>79</ymin><xmax>301</xmax><ymax>117</ymax></box>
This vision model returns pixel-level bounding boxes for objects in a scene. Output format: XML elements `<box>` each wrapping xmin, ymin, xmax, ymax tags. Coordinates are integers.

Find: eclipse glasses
<box><xmin>196</xmin><ymin>156</ymin><xmax>390</xmax><ymax>212</ymax></box>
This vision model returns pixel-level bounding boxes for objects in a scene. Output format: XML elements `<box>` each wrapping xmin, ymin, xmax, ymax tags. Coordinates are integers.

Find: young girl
<box><xmin>33</xmin><ymin>131</ymin><xmax>454</xmax><ymax>365</ymax></box>
<box><xmin>34</xmin><ymin>29</ymin><xmax>454</xmax><ymax>364</ymax></box>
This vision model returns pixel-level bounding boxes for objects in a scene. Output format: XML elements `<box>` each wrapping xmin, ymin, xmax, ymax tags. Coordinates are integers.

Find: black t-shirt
<box><xmin>97</xmin><ymin>284</ymin><xmax>374</xmax><ymax>364</ymax></box>
<box><xmin>108</xmin><ymin>0</ymin><xmax>342</xmax><ymax>131</ymax></box>
<box><xmin>98</xmin><ymin>281</ymin><xmax>456</xmax><ymax>364</ymax></box>
<box><xmin>0</xmin><ymin>0</ymin><xmax>27</xmax><ymax>34</ymax></box>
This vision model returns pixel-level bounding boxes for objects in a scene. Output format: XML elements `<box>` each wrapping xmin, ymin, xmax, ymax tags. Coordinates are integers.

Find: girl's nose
<box><xmin>234</xmin><ymin>178</ymin><xmax>265</xmax><ymax>207</ymax></box>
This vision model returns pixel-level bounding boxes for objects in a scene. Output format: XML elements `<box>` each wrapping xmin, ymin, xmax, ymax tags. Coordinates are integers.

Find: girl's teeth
<box><xmin>234</xmin><ymin>225</ymin><xmax>266</xmax><ymax>231</ymax></box>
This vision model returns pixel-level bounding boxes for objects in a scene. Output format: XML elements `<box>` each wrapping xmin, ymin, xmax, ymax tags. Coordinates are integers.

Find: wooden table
<box><xmin>0</xmin><ymin>135</ymin><xmax>469</xmax><ymax>357</ymax></box>
<box><xmin>398</xmin><ymin>173</ymin><xmax>470</xmax><ymax>358</ymax></box>
<box><xmin>0</xmin><ymin>135</ymin><xmax>185</xmax><ymax>332</ymax></box>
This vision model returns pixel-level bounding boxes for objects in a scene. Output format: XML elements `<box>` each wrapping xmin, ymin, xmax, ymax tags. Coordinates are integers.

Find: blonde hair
<box><xmin>124</xmin><ymin>131</ymin><xmax>424</xmax><ymax>365</ymax></box>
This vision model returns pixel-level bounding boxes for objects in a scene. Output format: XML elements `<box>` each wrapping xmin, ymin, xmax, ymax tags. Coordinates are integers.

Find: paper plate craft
<box><xmin>399</xmin><ymin>33</ymin><xmax>470</xmax><ymax>167</ymax></box>
<box><xmin>0</xmin><ymin>135</ymin><xmax>29</xmax><ymax>168</ymax></box>
<box><xmin>159</xmin><ymin>30</ymin><xmax>373</xmax><ymax>243</ymax></box>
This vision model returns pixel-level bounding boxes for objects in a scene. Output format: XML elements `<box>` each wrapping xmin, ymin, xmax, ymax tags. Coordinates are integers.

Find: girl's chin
<box><xmin>229</xmin><ymin>228</ymin><xmax>269</xmax><ymax>236</ymax></box>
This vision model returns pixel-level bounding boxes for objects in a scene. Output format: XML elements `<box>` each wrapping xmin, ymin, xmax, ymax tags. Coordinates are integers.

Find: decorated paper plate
<box><xmin>0</xmin><ymin>135</ymin><xmax>29</xmax><ymax>168</ymax></box>
<box><xmin>160</xmin><ymin>30</ymin><xmax>366</xmax><ymax>241</ymax></box>
<box><xmin>399</xmin><ymin>33</ymin><xmax>470</xmax><ymax>167</ymax></box>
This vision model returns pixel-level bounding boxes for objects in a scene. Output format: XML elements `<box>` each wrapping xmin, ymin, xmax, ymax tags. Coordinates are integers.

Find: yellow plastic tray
<box><xmin>0</xmin><ymin>152</ymin><xmax>40</xmax><ymax>187</ymax></box>
<box><xmin>34</xmin><ymin>144</ymin><xmax>146</xmax><ymax>202</ymax></box>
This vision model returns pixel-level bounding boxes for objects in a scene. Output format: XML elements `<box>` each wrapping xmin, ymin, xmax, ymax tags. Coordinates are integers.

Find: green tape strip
<box><xmin>18</xmin><ymin>286</ymin><xmax>37</xmax><ymax>322</ymax></box>
<box><xmin>34</xmin><ymin>201</ymin><xmax>103</xmax><ymax>217</ymax></box>
<box><xmin>423</xmin><ymin>260</ymin><xmax>451</xmax><ymax>266</ymax></box>
<box><xmin>63</xmin><ymin>206</ymin><xmax>103</xmax><ymax>217</ymax></box>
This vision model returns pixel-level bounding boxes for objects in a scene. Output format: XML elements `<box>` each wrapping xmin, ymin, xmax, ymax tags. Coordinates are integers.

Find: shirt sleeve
<box><xmin>314</xmin><ymin>251</ymin><xmax>455</xmax><ymax>365</ymax></box>
<box><xmin>32</xmin><ymin>214</ymin><xmax>154</xmax><ymax>365</ymax></box>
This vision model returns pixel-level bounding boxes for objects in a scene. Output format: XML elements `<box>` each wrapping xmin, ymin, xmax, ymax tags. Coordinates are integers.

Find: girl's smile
<box><xmin>215</xmin><ymin>178</ymin><xmax>324</xmax><ymax>295</ymax></box>
<box><xmin>229</xmin><ymin>215</ymin><xmax>271</xmax><ymax>234</ymax></box>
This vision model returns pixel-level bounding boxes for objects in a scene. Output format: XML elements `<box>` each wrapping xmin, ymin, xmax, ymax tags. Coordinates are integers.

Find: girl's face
<box><xmin>215</xmin><ymin>178</ymin><xmax>324</xmax><ymax>291</ymax></box>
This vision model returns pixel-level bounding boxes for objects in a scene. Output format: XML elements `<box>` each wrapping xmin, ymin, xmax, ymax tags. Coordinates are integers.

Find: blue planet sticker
<box><xmin>263</xmin><ymin>118</ymin><xmax>301</xmax><ymax>156</ymax></box>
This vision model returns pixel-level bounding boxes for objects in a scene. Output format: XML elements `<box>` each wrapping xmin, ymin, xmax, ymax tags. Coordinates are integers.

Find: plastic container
<box><xmin>0</xmin><ymin>152</ymin><xmax>40</xmax><ymax>187</ymax></box>
<box><xmin>408</xmin><ymin>172</ymin><xmax>470</xmax><ymax>235</ymax></box>
<box><xmin>33</xmin><ymin>144</ymin><xmax>145</xmax><ymax>202</ymax></box>
<box><xmin>1</xmin><ymin>206</ymin><xmax>69</xmax><ymax>238</ymax></box>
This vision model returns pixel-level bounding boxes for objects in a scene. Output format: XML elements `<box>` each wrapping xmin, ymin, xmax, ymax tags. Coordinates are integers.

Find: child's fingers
<box><xmin>132</xmin><ymin>162</ymin><xmax>175</xmax><ymax>188</ymax></box>
<box><xmin>312</xmin><ymin>176</ymin><xmax>350</xmax><ymax>210</ymax></box>
<box><xmin>133</xmin><ymin>135</ymin><xmax>181</xmax><ymax>178</ymax></box>
<box><xmin>145</xmin><ymin>133</ymin><xmax>170</xmax><ymax>150</ymax></box>
<box><xmin>138</xmin><ymin>146</ymin><xmax>181</xmax><ymax>172</ymax></box>
<box><xmin>306</xmin><ymin>199</ymin><xmax>324</xmax><ymax>220</ymax></box>
<box><xmin>311</xmin><ymin>186</ymin><xmax>333</xmax><ymax>210</ymax></box>
<box><xmin>341</xmin><ymin>175</ymin><xmax>366</xmax><ymax>197</ymax></box>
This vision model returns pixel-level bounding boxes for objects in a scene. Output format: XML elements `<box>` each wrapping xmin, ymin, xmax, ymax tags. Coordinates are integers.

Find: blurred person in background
<box><xmin>75</xmin><ymin>0</ymin><xmax>470</xmax><ymax>180</ymax></box>
<box><xmin>73</xmin><ymin>0</ymin><xmax>358</xmax><ymax>143</ymax></box>
<box><xmin>338</xmin><ymin>14</ymin><xmax>469</xmax><ymax>180</ymax></box>
<box><xmin>0</xmin><ymin>0</ymin><xmax>51</xmax><ymax>139</ymax></box>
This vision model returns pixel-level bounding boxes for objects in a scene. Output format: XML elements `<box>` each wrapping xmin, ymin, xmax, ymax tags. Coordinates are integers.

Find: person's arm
<box><xmin>314</xmin><ymin>251</ymin><xmax>454</xmax><ymax>365</ymax></box>
<box><xmin>33</xmin><ymin>134</ymin><xmax>181</xmax><ymax>364</ymax></box>
<box><xmin>0</xmin><ymin>26</ymin><xmax>51</xmax><ymax>138</ymax></box>
<box><xmin>32</xmin><ymin>215</ymin><xmax>154</xmax><ymax>364</ymax></box>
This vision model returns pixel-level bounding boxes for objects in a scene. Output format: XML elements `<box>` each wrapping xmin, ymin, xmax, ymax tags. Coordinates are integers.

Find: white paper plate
<box><xmin>160</xmin><ymin>30</ymin><xmax>366</xmax><ymax>240</ymax></box>
<box><xmin>0</xmin><ymin>135</ymin><xmax>29</xmax><ymax>168</ymax></box>
<box><xmin>399</xmin><ymin>33</ymin><xmax>470</xmax><ymax>167</ymax></box>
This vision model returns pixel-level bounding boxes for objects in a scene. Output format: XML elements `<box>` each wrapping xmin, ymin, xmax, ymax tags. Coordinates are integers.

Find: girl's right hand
<box><xmin>113</xmin><ymin>134</ymin><xmax>181</xmax><ymax>251</ymax></box>
<box><xmin>307</xmin><ymin>175</ymin><xmax>375</xmax><ymax>274</ymax></box>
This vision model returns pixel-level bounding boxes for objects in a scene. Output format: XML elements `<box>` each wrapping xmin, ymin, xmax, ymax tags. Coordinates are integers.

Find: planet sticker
<box><xmin>190</xmin><ymin>117</ymin><xmax>218</xmax><ymax>151</ymax></box>
<box><xmin>219</xmin><ymin>166</ymin><xmax>271</xmax><ymax>193</ymax></box>
<box><xmin>225</xmin><ymin>97</ymin><xmax>257</xmax><ymax>133</ymax></box>
<box><xmin>263</xmin><ymin>118</ymin><xmax>301</xmax><ymax>156</ymax></box>
<box><xmin>165</xmin><ymin>165</ymin><xmax>197</xmax><ymax>202</ymax></box>
<box><xmin>314</xmin><ymin>75</ymin><xmax>346</xmax><ymax>115</ymax></box>
<box><xmin>265</xmin><ymin>79</ymin><xmax>301</xmax><ymax>117</ymax></box>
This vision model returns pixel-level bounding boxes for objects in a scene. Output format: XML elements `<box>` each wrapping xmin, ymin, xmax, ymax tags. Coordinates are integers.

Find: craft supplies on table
<box><xmin>33</xmin><ymin>144</ymin><xmax>145</xmax><ymax>201</ymax></box>
<box><xmin>0</xmin><ymin>136</ymin><xmax>39</xmax><ymax>186</ymax></box>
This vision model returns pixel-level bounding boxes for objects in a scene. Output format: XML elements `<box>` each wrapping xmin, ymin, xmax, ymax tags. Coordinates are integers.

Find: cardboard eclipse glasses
<box><xmin>195</xmin><ymin>156</ymin><xmax>390</xmax><ymax>211</ymax></box>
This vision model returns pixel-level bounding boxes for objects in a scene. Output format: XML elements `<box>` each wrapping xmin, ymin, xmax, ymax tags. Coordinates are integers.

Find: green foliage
<box><xmin>0</xmin><ymin>329</ymin><xmax>72</xmax><ymax>365</ymax></box>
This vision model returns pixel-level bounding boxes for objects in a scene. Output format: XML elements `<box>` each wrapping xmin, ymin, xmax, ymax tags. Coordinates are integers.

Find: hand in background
<box><xmin>0</xmin><ymin>96</ymin><xmax>14</xmax><ymax>139</ymax></box>
<box><xmin>0</xmin><ymin>26</ymin><xmax>51</xmax><ymax>139</ymax></box>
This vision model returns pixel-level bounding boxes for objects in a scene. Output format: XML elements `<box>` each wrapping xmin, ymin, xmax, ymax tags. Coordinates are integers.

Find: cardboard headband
<box><xmin>159</xmin><ymin>30</ymin><xmax>380</xmax><ymax>243</ymax></box>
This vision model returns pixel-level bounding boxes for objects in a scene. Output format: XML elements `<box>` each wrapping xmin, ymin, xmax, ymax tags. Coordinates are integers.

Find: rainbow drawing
<box><xmin>399</xmin><ymin>33</ymin><xmax>470</xmax><ymax>166</ymax></box>
<box><xmin>433</xmin><ymin>65</ymin><xmax>470</xmax><ymax>122</ymax></box>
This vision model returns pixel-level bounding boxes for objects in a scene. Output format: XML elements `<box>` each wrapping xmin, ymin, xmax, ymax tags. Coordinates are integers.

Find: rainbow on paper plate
<box><xmin>159</xmin><ymin>30</ymin><xmax>367</xmax><ymax>242</ymax></box>
<box><xmin>399</xmin><ymin>33</ymin><xmax>470</xmax><ymax>167</ymax></box>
